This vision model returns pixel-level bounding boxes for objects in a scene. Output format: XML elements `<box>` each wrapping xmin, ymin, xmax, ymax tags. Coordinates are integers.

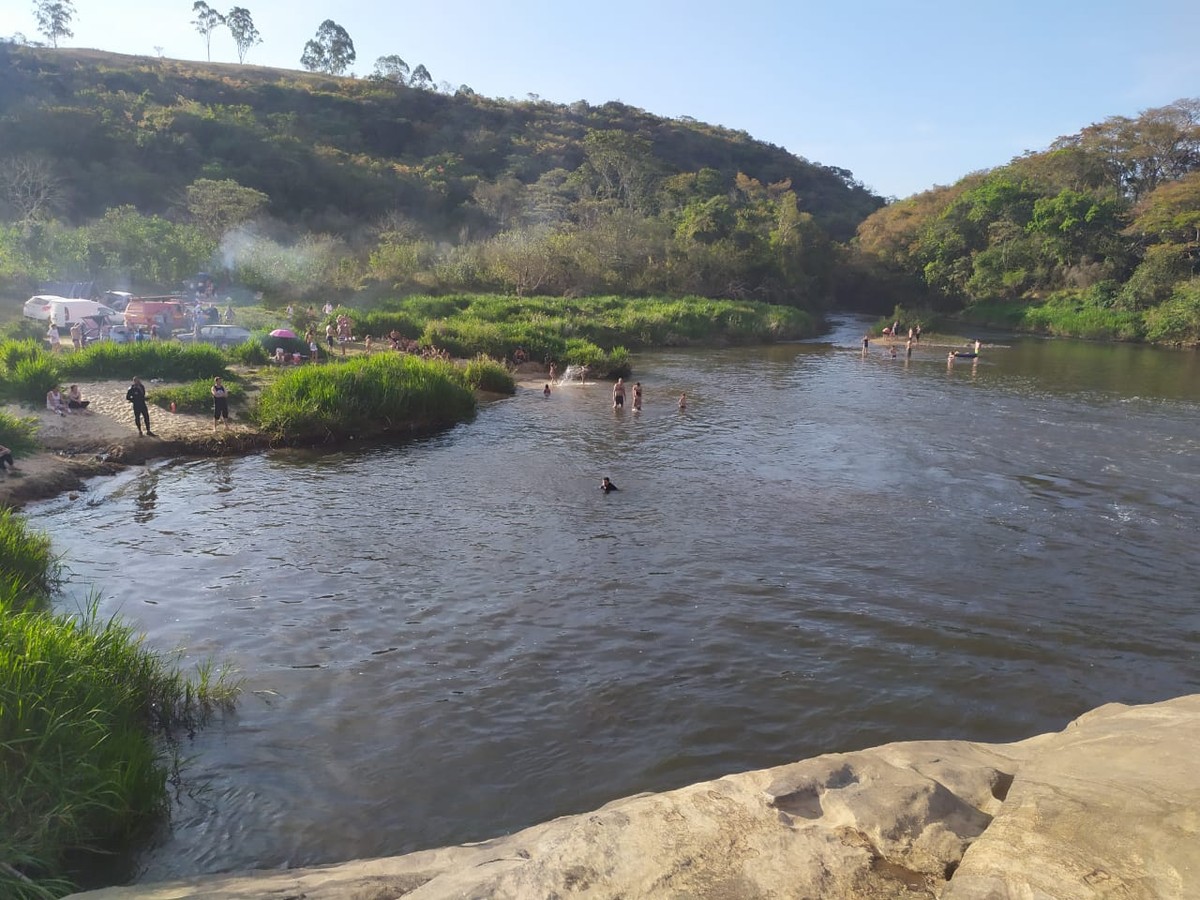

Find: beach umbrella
<box><xmin>269</xmin><ymin>328</ymin><xmax>296</xmax><ymax>338</ymax></box>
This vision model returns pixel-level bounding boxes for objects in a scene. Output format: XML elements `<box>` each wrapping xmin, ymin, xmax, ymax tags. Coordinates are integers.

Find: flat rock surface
<box><xmin>66</xmin><ymin>695</ymin><xmax>1200</xmax><ymax>899</ymax></box>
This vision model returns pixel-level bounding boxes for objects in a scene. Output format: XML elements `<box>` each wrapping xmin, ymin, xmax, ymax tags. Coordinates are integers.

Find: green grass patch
<box><xmin>0</xmin><ymin>509</ymin><xmax>57</xmax><ymax>608</ymax></box>
<box><xmin>253</xmin><ymin>353</ymin><xmax>476</xmax><ymax>439</ymax></box>
<box><xmin>0</xmin><ymin>514</ymin><xmax>241</xmax><ymax>897</ymax></box>
<box><xmin>461</xmin><ymin>355</ymin><xmax>516</xmax><ymax>394</ymax></box>
<box><xmin>56</xmin><ymin>342</ymin><xmax>233</xmax><ymax>383</ymax></box>
<box><xmin>149</xmin><ymin>380</ymin><xmax>246</xmax><ymax>414</ymax></box>
<box><xmin>333</xmin><ymin>293</ymin><xmax>816</xmax><ymax>373</ymax></box>
<box><xmin>0</xmin><ymin>410</ymin><xmax>39</xmax><ymax>459</ymax></box>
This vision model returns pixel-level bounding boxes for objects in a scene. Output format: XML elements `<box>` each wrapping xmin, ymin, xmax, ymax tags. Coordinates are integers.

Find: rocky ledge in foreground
<box><xmin>70</xmin><ymin>695</ymin><xmax>1199</xmax><ymax>899</ymax></box>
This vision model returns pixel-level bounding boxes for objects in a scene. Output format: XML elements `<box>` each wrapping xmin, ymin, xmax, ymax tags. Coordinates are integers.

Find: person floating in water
<box><xmin>543</xmin><ymin>383</ymin><xmax>551</xmax><ymax>397</ymax></box>
<box><xmin>600</xmin><ymin>477</ymin><xmax>618</xmax><ymax>493</ymax></box>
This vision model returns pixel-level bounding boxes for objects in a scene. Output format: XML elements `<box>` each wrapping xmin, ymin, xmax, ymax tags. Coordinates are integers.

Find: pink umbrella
<box><xmin>269</xmin><ymin>328</ymin><xmax>296</xmax><ymax>338</ymax></box>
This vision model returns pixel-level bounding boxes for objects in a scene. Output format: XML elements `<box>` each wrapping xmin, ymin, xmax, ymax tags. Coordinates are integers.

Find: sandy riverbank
<box><xmin>0</xmin><ymin>379</ymin><xmax>268</xmax><ymax>510</ymax></box>
<box><xmin>1</xmin><ymin>364</ymin><xmax>553</xmax><ymax>510</ymax></box>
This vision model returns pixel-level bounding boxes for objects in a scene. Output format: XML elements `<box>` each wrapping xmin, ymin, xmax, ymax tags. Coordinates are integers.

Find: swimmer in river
<box><xmin>678</xmin><ymin>393</ymin><xmax>687</xmax><ymax>409</ymax></box>
<box><xmin>612</xmin><ymin>377</ymin><xmax>626</xmax><ymax>409</ymax></box>
<box><xmin>600</xmin><ymin>476</ymin><xmax>618</xmax><ymax>493</ymax></box>
<box><xmin>543</xmin><ymin>383</ymin><xmax>551</xmax><ymax>397</ymax></box>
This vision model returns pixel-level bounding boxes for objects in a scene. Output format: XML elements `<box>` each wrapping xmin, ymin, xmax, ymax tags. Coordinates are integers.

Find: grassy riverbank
<box><xmin>0</xmin><ymin>512</ymin><xmax>242</xmax><ymax>898</ymax></box>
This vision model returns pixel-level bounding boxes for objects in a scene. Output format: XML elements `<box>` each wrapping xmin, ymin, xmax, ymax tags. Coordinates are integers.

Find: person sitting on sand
<box><xmin>0</xmin><ymin>443</ymin><xmax>15</xmax><ymax>473</ymax></box>
<box><xmin>66</xmin><ymin>385</ymin><xmax>89</xmax><ymax>410</ymax></box>
<box><xmin>46</xmin><ymin>386</ymin><xmax>66</xmax><ymax>416</ymax></box>
<box><xmin>600</xmin><ymin>477</ymin><xmax>618</xmax><ymax>493</ymax></box>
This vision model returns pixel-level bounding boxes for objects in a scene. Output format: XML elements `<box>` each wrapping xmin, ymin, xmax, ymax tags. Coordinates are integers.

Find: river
<box><xmin>28</xmin><ymin>316</ymin><xmax>1200</xmax><ymax>884</ymax></box>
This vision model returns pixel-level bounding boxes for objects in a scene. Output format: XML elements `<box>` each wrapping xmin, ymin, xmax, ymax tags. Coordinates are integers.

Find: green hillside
<box><xmin>0</xmin><ymin>44</ymin><xmax>882</xmax><ymax>308</ymax></box>
<box><xmin>850</xmin><ymin>99</ymin><xmax>1200</xmax><ymax>342</ymax></box>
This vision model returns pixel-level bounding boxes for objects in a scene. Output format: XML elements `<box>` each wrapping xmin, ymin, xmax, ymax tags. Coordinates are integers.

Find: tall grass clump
<box><xmin>150</xmin><ymin>380</ymin><xmax>246</xmax><ymax>414</ymax></box>
<box><xmin>226</xmin><ymin>338</ymin><xmax>270</xmax><ymax>366</ymax></box>
<box><xmin>56</xmin><ymin>343</ymin><xmax>230</xmax><ymax>382</ymax></box>
<box><xmin>1</xmin><ymin>339</ymin><xmax>47</xmax><ymax>375</ymax></box>
<box><xmin>254</xmin><ymin>353</ymin><xmax>475</xmax><ymax>439</ymax></box>
<box><xmin>0</xmin><ymin>599</ymin><xmax>240</xmax><ymax>897</ymax></box>
<box><xmin>5</xmin><ymin>357</ymin><xmax>60</xmax><ymax>405</ymax></box>
<box><xmin>461</xmin><ymin>355</ymin><xmax>516</xmax><ymax>394</ymax></box>
<box><xmin>0</xmin><ymin>410</ymin><xmax>39</xmax><ymax>459</ymax></box>
<box><xmin>0</xmin><ymin>509</ymin><xmax>57</xmax><ymax>608</ymax></box>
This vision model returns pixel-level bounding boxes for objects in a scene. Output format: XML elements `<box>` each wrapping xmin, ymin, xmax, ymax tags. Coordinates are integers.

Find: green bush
<box><xmin>0</xmin><ymin>600</ymin><xmax>240</xmax><ymax>898</ymax></box>
<box><xmin>150</xmin><ymin>379</ymin><xmax>246</xmax><ymax>414</ymax></box>
<box><xmin>0</xmin><ymin>339</ymin><xmax>47</xmax><ymax>375</ymax></box>
<box><xmin>461</xmin><ymin>355</ymin><xmax>516</xmax><ymax>394</ymax></box>
<box><xmin>0</xmin><ymin>410</ymin><xmax>39</xmax><ymax>459</ymax></box>
<box><xmin>0</xmin><ymin>508</ymin><xmax>57</xmax><ymax>607</ymax></box>
<box><xmin>6</xmin><ymin>357</ymin><xmax>60</xmax><ymax>405</ymax></box>
<box><xmin>254</xmin><ymin>353</ymin><xmax>476</xmax><ymax>439</ymax></box>
<box><xmin>1143</xmin><ymin>282</ymin><xmax>1200</xmax><ymax>343</ymax></box>
<box><xmin>226</xmin><ymin>338</ymin><xmax>270</xmax><ymax>366</ymax></box>
<box><xmin>56</xmin><ymin>343</ymin><xmax>230</xmax><ymax>383</ymax></box>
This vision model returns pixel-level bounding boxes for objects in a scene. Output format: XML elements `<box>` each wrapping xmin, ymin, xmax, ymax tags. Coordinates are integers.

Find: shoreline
<box><xmin>1</xmin><ymin>367</ymin><xmax>549</xmax><ymax>511</ymax></box>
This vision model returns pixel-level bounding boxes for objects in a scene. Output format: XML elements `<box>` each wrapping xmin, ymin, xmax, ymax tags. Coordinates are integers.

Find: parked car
<box><xmin>23</xmin><ymin>296</ymin><xmax>121</xmax><ymax>327</ymax></box>
<box><xmin>178</xmin><ymin>325</ymin><xmax>253</xmax><ymax>348</ymax></box>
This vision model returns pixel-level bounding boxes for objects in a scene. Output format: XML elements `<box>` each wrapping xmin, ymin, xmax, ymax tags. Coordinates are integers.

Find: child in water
<box><xmin>543</xmin><ymin>383</ymin><xmax>551</xmax><ymax>397</ymax></box>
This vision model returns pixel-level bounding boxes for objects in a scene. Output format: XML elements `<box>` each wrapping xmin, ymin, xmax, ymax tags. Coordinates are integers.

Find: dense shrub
<box><xmin>461</xmin><ymin>355</ymin><xmax>516</xmax><ymax>394</ymax></box>
<box><xmin>254</xmin><ymin>353</ymin><xmax>475</xmax><ymax>438</ymax></box>
<box><xmin>54</xmin><ymin>342</ymin><xmax>230</xmax><ymax>382</ymax></box>
<box><xmin>150</xmin><ymin>379</ymin><xmax>246</xmax><ymax>414</ymax></box>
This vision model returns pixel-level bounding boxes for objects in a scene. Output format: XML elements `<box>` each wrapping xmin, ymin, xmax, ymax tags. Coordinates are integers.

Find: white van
<box><xmin>23</xmin><ymin>296</ymin><xmax>121</xmax><ymax>327</ymax></box>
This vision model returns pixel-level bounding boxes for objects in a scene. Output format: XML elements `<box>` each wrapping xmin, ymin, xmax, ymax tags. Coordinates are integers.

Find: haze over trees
<box><xmin>0</xmin><ymin>44</ymin><xmax>879</xmax><ymax>309</ymax></box>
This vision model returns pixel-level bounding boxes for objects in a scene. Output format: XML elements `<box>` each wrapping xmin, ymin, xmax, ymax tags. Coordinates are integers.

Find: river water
<box><xmin>28</xmin><ymin>316</ymin><xmax>1200</xmax><ymax>884</ymax></box>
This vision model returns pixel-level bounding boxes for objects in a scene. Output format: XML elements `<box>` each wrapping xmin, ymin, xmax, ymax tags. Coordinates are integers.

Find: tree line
<box><xmin>850</xmin><ymin>99</ymin><xmax>1200</xmax><ymax>341</ymax></box>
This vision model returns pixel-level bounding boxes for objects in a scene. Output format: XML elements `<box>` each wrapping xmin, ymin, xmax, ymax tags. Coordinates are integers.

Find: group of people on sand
<box><xmin>45</xmin><ymin>384</ymin><xmax>90</xmax><ymax>417</ymax></box>
<box><xmin>117</xmin><ymin>375</ymin><xmax>232</xmax><ymax>437</ymax></box>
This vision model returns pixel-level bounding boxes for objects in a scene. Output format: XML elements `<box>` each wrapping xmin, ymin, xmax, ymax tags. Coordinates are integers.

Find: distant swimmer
<box><xmin>974</xmin><ymin>339</ymin><xmax>982</xmax><ymax>354</ymax></box>
<box><xmin>632</xmin><ymin>381</ymin><xmax>643</xmax><ymax>410</ymax></box>
<box><xmin>678</xmin><ymin>393</ymin><xmax>687</xmax><ymax>409</ymax></box>
<box><xmin>543</xmin><ymin>383</ymin><xmax>552</xmax><ymax>397</ymax></box>
<box><xmin>600</xmin><ymin>476</ymin><xmax>618</xmax><ymax>493</ymax></box>
<box><xmin>861</xmin><ymin>334</ymin><xmax>870</xmax><ymax>351</ymax></box>
<box><xmin>906</xmin><ymin>338</ymin><xmax>913</xmax><ymax>357</ymax></box>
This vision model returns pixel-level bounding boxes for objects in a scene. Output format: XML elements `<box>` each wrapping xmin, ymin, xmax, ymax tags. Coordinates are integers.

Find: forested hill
<box><xmin>850</xmin><ymin>98</ymin><xmax>1200</xmax><ymax>342</ymax></box>
<box><xmin>0</xmin><ymin>43</ymin><xmax>887</xmax><ymax>307</ymax></box>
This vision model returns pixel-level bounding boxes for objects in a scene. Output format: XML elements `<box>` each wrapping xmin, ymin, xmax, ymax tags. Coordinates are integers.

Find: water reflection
<box><xmin>133</xmin><ymin>468</ymin><xmax>158</xmax><ymax>524</ymax></box>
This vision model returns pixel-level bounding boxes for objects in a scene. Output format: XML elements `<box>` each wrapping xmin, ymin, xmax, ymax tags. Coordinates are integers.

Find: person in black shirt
<box><xmin>126</xmin><ymin>376</ymin><xmax>155</xmax><ymax>436</ymax></box>
<box><xmin>600</xmin><ymin>477</ymin><xmax>618</xmax><ymax>493</ymax></box>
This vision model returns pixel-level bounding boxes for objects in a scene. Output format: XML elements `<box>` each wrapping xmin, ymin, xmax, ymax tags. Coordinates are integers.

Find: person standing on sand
<box><xmin>612</xmin><ymin>378</ymin><xmax>626</xmax><ymax>409</ymax></box>
<box><xmin>46</xmin><ymin>323</ymin><xmax>60</xmax><ymax>353</ymax></box>
<box><xmin>212</xmin><ymin>377</ymin><xmax>230</xmax><ymax>430</ymax></box>
<box><xmin>126</xmin><ymin>376</ymin><xmax>155</xmax><ymax>436</ymax></box>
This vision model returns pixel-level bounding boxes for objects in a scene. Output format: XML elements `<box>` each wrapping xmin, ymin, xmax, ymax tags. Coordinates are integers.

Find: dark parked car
<box><xmin>178</xmin><ymin>325</ymin><xmax>253</xmax><ymax>348</ymax></box>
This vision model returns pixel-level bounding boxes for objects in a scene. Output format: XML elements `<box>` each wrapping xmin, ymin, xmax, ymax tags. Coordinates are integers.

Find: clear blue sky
<box><xmin>7</xmin><ymin>0</ymin><xmax>1199</xmax><ymax>198</ymax></box>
